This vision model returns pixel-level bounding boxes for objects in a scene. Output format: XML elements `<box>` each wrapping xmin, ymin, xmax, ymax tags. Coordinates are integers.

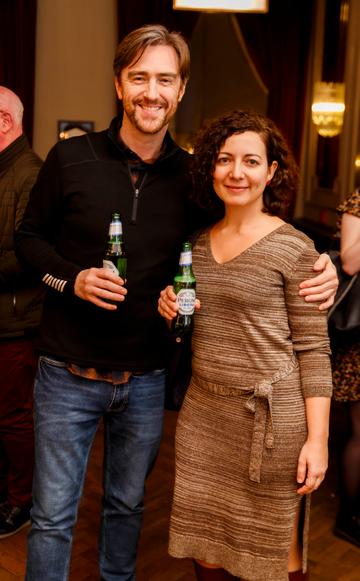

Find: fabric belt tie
<box><xmin>245</xmin><ymin>355</ymin><xmax>298</xmax><ymax>483</ymax></box>
<box><xmin>192</xmin><ymin>355</ymin><xmax>299</xmax><ymax>484</ymax></box>
<box><xmin>245</xmin><ymin>379</ymin><xmax>275</xmax><ymax>482</ymax></box>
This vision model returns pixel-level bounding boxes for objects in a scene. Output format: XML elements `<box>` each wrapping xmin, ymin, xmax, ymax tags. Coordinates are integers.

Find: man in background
<box><xmin>16</xmin><ymin>25</ymin><xmax>337</xmax><ymax>581</ymax></box>
<box><xmin>0</xmin><ymin>86</ymin><xmax>42</xmax><ymax>538</ymax></box>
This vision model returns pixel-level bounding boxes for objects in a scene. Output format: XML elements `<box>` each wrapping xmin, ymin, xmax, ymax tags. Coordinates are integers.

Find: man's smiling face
<box><xmin>115</xmin><ymin>44</ymin><xmax>185</xmax><ymax>135</ymax></box>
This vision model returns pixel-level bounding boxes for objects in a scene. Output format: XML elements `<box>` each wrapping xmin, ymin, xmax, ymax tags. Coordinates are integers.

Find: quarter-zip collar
<box><xmin>107</xmin><ymin>116</ymin><xmax>182</xmax><ymax>166</ymax></box>
<box><xmin>107</xmin><ymin>116</ymin><xmax>187</xmax><ymax>224</ymax></box>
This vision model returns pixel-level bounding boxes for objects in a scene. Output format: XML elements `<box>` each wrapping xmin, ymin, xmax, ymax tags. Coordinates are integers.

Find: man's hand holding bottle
<box><xmin>75</xmin><ymin>211</ymin><xmax>127</xmax><ymax>310</ymax></box>
<box><xmin>75</xmin><ymin>267</ymin><xmax>127</xmax><ymax>310</ymax></box>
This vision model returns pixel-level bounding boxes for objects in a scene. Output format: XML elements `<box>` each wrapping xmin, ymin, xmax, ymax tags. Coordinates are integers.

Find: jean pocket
<box><xmin>39</xmin><ymin>355</ymin><xmax>68</xmax><ymax>368</ymax></box>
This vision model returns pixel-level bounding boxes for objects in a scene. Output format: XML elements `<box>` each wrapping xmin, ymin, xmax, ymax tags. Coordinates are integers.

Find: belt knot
<box><xmin>246</xmin><ymin>357</ymin><xmax>298</xmax><ymax>483</ymax></box>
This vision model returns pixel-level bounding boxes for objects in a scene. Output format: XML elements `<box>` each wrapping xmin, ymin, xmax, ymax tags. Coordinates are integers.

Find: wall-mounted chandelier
<box><xmin>311</xmin><ymin>82</ymin><xmax>345</xmax><ymax>138</ymax></box>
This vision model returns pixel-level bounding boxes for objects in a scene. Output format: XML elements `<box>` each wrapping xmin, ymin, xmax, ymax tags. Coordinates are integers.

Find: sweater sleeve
<box><xmin>15</xmin><ymin>146</ymin><xmax>83</xmax><ymax>294</ymax></box>
<box><xmin>284</xmin><ymin>243</ymin><xmax>333</xmax><ymax>399</ymax></box>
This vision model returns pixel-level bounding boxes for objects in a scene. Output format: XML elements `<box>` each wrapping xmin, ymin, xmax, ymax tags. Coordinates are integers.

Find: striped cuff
<box><xmin>42</xmin><ymin>273</ymin><xmax>68</xmax><ymax>293</ymax></box>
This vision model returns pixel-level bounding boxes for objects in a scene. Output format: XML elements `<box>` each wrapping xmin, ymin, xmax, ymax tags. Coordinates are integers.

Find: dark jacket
<box><xmin>15</xmin><ymin>118</ymin><xmax>202</xmax><ymax>370</ymax></box>
<box><xmin>0</xmin><ymin>134</ymin><xmax>43</xmax><ymax>339</ymax></box>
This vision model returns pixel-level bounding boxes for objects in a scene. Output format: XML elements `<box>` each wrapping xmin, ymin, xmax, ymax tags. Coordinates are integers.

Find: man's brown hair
<box><xmin>113</xmin><ymin>24</ymin><xmax>190</xmax><ymax>86</ymax></box>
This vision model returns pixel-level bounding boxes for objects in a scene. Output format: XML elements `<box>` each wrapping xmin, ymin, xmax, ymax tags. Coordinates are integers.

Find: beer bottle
<box><xmin>172</xmin><ymin>241</ymin><xmax>196</xmax><ymax>334</ymax></box>
<box><xmin>103</xmin><ymin>211</ymin><xmax>127</xmax><ymax>280</ymax></box>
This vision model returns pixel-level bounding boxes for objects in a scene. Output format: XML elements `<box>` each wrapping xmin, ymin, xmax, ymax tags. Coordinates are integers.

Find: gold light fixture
<box><xmin>311</xmin><ymin>82</ymin><xmax>345</xmax><ymax>138</ymax></box>
<box><xmin>173</xmin><ymin>0</ymin><xmax>268</xmax><ymax>13</ymax></box>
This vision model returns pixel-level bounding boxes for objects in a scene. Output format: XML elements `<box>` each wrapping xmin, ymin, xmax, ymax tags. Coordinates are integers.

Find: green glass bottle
<box><xmin>172</xmin><ymin>241</ymin><xmax>196</xmax><ymax>334</ymax></box>
<box><xmin>103</xmin><ymin>211</ymin><xmax>127</xmax><ymax>280</ymax></box>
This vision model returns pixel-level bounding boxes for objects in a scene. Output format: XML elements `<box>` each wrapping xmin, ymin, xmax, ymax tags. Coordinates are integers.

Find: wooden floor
<box><xmin>0</xmin><ymin>402</ymin><xmax>359</xmax><ymax>580</ymax></box>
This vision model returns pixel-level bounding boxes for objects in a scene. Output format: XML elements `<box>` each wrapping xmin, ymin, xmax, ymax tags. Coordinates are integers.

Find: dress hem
<box><xmin>169</xmin><ymin>535</ymin><xmax>290</xmax><ymax>581</ymax></box>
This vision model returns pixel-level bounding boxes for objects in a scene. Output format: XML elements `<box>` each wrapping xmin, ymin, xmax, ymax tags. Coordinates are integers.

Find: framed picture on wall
<box><xmin>58</xmin><ymin>120</ymin><xmax>94</xmax><ymax>140</ymax></box>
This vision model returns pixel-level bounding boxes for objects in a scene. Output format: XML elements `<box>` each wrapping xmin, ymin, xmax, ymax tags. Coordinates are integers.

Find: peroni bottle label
<box><xmin>109</xmin><ymin>221</ymin><xmax>123</xmax><ymax>236</ymax></box>
<box><xmin>103</xmin><ymin>257</ymin><xmax>127</xmax><ymax>279</ymax></box>
<box><xmin>176</xmin><ymin>288</ymin><xmax>196</xmax><ymax>315</ymax></box>
<box><xmin>179</xmin><ymin>250</ymin><xmax>192</xmax><ymax>266</ymax></box>
<box><xmin>103</xmin><ymin>259</ymin><xmax>119</xmax><ymax>275</ymax></box>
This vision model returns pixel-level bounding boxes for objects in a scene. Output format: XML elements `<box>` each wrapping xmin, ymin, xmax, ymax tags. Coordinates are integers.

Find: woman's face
<box><xmin>212</xmin><ymin>131</ymin><xmax>278</xmax><ymax>211</ymax></box>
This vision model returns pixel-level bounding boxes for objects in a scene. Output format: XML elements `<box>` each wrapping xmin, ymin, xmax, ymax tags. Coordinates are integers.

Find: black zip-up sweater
<box><xmin>15</xmin><ymin>118</ymin><xmax>200</xmax><ymax>370</ymax></box>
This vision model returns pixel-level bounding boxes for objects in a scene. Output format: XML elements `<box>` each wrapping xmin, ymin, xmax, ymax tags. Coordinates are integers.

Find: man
<box><xmin>16</xmin><ymin>25</ymin><xmax>337</xmax><ymax>581</ymax></box>
<box><xmin>0</xmin><ymin>87</ymin><xmax>42</xmax><ymax>538</ymax></box>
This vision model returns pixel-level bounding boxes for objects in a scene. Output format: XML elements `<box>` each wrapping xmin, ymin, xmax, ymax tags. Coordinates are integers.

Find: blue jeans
<box><xmin>25</xmin><ymin>356</ymin><xmax>165</xmax><ymax>581</ymax></box>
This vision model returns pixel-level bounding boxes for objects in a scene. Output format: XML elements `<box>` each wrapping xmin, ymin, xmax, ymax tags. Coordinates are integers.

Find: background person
<box><xmin>159</xmin><ymin>110</ymin><xmax>333</xmax><ymax>581</ymax></box>
<box><xmin>332</xmin><ymin>188</ymin><xmax>360</xmax><ymax>548</ymax></box>
<box><xmin>0</xmin><ymin>86</ymin><xmax>42</xmax><ymax>539</ymax></box>
<box><xmin>15</xmin><ymin>25</ymin><xmax>337</xmax><ymax>581</ymax></box>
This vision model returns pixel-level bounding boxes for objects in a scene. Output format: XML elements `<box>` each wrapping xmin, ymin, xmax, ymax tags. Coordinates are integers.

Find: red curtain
<box><xmin>0</xmin><ymin>0</ymin><xmax>37</xmax><ymax>144</ymax></box>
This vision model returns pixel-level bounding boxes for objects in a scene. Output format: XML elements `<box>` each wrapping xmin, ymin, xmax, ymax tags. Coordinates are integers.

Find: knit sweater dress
<box><xmin>168</xmin><ymin>224</ymin><xmax>333</xmax><ymax>581</ymax></box>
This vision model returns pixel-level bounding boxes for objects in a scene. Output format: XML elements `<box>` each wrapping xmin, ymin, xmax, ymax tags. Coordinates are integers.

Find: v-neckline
<box><xmin>207</xmin><ymin>223</ymin><xmax>289</xmax><ymax>266</ymax></box>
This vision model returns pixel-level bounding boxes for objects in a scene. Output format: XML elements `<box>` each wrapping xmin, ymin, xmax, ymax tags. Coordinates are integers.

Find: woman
<box><xmin>158</xmin><ymin>110</ymin><xmax>333</xmax><ymax>581</ymax></box>
<box><xmin>332</xmin><ymin>188</ymin><xmax>360</xmax><ymax>547</ymax></box>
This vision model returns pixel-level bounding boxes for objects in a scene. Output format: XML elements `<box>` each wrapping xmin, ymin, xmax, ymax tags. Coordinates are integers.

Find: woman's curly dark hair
<box><xmin>190</xmin><ymin>109</ymin><xmax>299</xmax><ymax>219</ymax></box>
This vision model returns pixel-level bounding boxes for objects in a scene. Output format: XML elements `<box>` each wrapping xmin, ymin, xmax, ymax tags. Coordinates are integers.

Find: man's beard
<box><xmin>123</xmin><ymin>97</ymin><xmax>174</xmax><ymax>135</ymax></box>
<box><xmin>132</xmin><ymin>110</ymin><xmax>168</xmax><ymax>134</ymax></box>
